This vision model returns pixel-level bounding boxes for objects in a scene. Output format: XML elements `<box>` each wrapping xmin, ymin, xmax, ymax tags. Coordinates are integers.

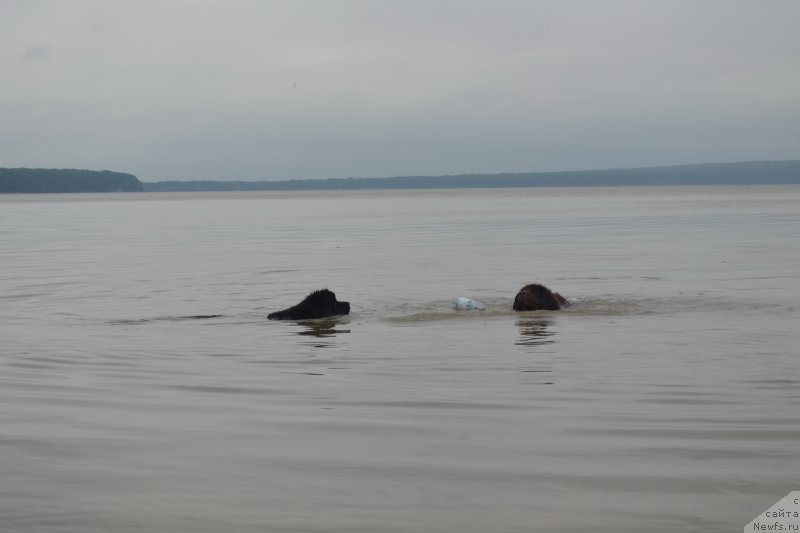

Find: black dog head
<box><xmin>268</xmin><ymin>289</ymin><xmax>350</xmax><ymax>320</ymax></box>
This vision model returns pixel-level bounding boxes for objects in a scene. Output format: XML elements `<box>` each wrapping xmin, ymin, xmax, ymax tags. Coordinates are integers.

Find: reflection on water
<box><xmin>294</xmin><ymin>318</ymin><xmax>351</xmax><ymax>345</ymax></box>
<box><xmin>515</xmin><ymin>318</ymin><xmax>556</xmax><ymax>385</ymax></box>
<box><xmin>296</xmin><ymin>319</ymin><xmax>351</xmax><ymax>338</ymax></box>
<box><xmin>516</xmin><ymin>318</ymin><xmax>555</xmax><ymax>348</ymax></box>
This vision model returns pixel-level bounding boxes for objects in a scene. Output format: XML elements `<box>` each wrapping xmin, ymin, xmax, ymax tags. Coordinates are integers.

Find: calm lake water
<box><xmin>1</xmin><ymin>186</ymin><xmax>798</xmax><ymax>532</ymax></box>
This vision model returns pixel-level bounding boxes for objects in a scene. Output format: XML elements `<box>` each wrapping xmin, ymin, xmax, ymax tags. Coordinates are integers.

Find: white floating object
<box><xmin>452</xmin><ymin>297</ymin><xmax>487</xmax><ymax>310</ymax></box>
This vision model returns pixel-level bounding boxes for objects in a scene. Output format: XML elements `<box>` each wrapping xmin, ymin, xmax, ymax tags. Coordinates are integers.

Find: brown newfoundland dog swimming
<box><xmin>512</xmin><ymin>283</ymin><xmax>568</xmax><ymax>311</ymax></box>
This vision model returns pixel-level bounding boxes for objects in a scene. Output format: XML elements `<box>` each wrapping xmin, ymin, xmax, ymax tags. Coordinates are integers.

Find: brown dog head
<box><xmin>513</xmin><ymin>283</ymin><xmax>567</xmax><ymax>311</ymax></box>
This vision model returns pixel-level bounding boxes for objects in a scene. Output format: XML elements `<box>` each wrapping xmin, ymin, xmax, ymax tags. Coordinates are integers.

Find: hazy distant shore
<box><xmin>3</xmin><ymin>160</ymin><xmax>800</xmax><ymax>194</ymax></box>
<box><xmin>142</xmin><ymin>160</ymin><xmax>800</xmax><ymax>192</ymax></box>
<box><xmin>0</xmin><ymin>168</ymin><xmax>143</xmax><ymax>194</ymax></box>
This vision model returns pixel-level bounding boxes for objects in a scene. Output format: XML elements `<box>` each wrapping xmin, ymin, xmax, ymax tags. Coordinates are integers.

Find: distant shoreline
<box><xmin>3</xmin><ymin>160</ymin><xmax>800</xmax><ymax>194</ymax></box>
<box><xmin>0</xmin><ymin>168</ymin><xmax>142</xmax><ymax>194</ymax></box>
<box><xmin>142</xmin><ymin>160</ymin><xmax>800</xmax><ymax>192</ymax></box>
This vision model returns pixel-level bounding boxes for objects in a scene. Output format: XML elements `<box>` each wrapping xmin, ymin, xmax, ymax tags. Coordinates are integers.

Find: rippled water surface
<box><xmin>1</xmin><ymin>186</ymin><xmax>798</xmax><ymax>532</ymax></box>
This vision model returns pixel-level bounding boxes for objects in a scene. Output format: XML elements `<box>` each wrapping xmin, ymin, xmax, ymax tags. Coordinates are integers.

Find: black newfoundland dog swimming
<box><xmin>267</xmin><ymin>289</ymin><xmax>350</xmax><ymax>320</ymax></box>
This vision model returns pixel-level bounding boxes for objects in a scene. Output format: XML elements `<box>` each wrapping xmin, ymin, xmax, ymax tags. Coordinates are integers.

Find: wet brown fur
<box><xmin>513</xmin><ymin>283</ymin><xmax>568</xmax><ymax>311</ymax></box>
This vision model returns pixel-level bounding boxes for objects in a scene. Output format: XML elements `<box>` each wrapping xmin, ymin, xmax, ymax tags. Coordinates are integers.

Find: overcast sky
<box><xmin>2</xmin><ymin>1</ymin><xmax>799</xmax><ymax>181</ymax></box>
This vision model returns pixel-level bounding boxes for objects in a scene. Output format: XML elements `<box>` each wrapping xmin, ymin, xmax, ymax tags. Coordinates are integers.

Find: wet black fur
<box><xmin>267</xmin><ymin>289</ymin><xmax>350</xmax><ymax>320</ymax></box>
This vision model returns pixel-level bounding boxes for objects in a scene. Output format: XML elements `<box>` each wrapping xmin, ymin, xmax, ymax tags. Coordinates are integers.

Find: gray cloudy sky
<box><xmin>2</xmin><ymin>1</ymin><xmax>799</xmax><ymax>181</ymax></box>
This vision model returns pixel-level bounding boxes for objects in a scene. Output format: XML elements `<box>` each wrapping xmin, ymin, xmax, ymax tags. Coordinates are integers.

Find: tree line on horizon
<box><xmin>0</xmin><ymin>168</ymin><xmax>143</xmax><ymax>193</ymax></box>
<box><xmin>2</xmin><ymin>161</ymin><xmax>799</xmax><ymax>194</ymax></box>
<box><xmin>143</xmin><ymin>160</ymin><xmax>800</xmax><ymax>192</ymax></box>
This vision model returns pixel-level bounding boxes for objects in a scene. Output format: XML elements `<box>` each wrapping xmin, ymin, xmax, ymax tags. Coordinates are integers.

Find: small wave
<box><xmin>385</xmin><ymin>300</ymin><xmax>520</xmax><ymax>324</ymax></box>
<box><xmin>554</xmin><ymin>275</ymin><xmax>664</xmax><ymax>281</ymax></box>
<box><xmin>381</xmin><ymin>293</ymin><xmax>790</xmax><ymax>322</ymax></box>
<box><xmin>385</xmin><ymin>297</ymin><xmax>558</xmax><ymax>324</ymax></box>
<box><xmin>106</xmin><ymin>294</ymin><xmax>790</xmax><ymax>328</ymax></box>
<box><xmin>108</xmin><ymin>314</ymin><xmax>223</xmax><ymax>325</ymax></box>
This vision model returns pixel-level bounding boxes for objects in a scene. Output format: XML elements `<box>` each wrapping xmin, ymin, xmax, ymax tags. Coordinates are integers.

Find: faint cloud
<box><xmin>20</xmin><ymin>44</ymin><xmax>50</xmax><ymax>64</ymax></box>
